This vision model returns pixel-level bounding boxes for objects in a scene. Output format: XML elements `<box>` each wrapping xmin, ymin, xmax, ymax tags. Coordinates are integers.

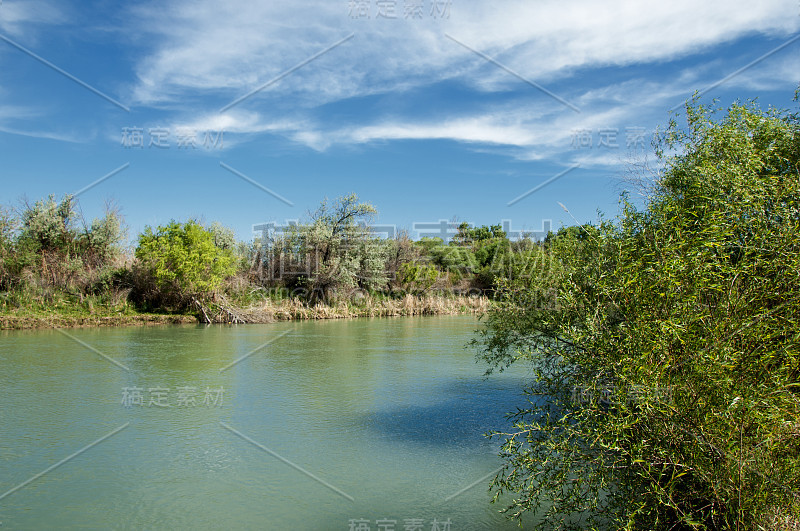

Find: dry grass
<box><xmin>758</xmin><ymin>507</ymin><xmax>800</xmax><ymax>531</ymax></box>
<box><xmin>232</xmin><ymin>293</ymin><xmax>490</xmax><ymax>323</ymax></box>
<box><xmin>1</xmin><ymin>291</ymin><xmax>490</xmax><ymax>329</ymax></box>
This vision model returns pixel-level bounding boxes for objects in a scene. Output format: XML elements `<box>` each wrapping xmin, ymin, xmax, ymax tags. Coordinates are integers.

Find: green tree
<box><xmin>18</xmin><ymin>194</ymin><xmax>78</xmax><ymax>255</ymax></box>
<box><xmin>10</xmin><ymin>195</ymin><xmax>125</xmax><ymax>291</ymax></box>
<box><xmin>285</xmin><ymin>193</ymin><xmax>388</xmax><ymax>300</ymax></box>
<box><xmin>398</xmin><ymin>262</ymin><xmax>439</xmax><ymax>294</ymax></box>
<box><xmin>207</xmin><ymin>221</ymin><xmax>236</xmax><ymax>251</ymax></box>
<box><xmin>445</xmin><ymin>224</ymin><xmax>513</xmax><ymax>290</ymax></box>
<box><xmin>82</xmin><ymin>202</ymin><xmax>126</xmax><ymax>266</ymax></box>
<box><xmin>454</xmin><ymin>222</ymin><xmax>506</xmax><ymax>245</ymax></box>
<box><xmin>15</xmin><ymin>195</ymin><xmax>124</xmax><ymax>265</ymax></box>
<box><xmin>134</xmin><ymin>220</ymin><xmax>236</xmax><ymax>307</ymax></box>
<box><xmin>476</xmin><ymin>98</ymin><xmax>800</xmax><ymax>529</ymax></box>
<box><xmin>415</xmin><ymin>237</ymin><xmax>477</xmax><ymax>280</ymax></box>
<box><xmin>473</xmin><ymin>237</ymin><xmax>513</xmax><ymax>291</ymax></box>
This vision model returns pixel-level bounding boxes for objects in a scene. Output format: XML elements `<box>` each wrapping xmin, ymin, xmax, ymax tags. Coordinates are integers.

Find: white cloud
<box><xmin>0</xmin><ymin>0</ymin><xmax>65</xmax><ymax>37</ymax></box>
<box><xmin>0</xmin><ymin>103</ymin><xmax>38</xmax><ymax>121</ymax></box>
<box><xmin>172</xmin><ymin>111</ymin><xmax>303</xmax><ymax>135</ymax></box>
<box><xmin>346</xmin><ymin>118</ymin><xmax>539</xmax><ymax>146</ymax></box>
<box><xmin>0</xmin><ymin>125</ymin><xmax>81</xmax><ymax>142</ymax></box>
<box><xmin>165</xmin><ymin>83</ymin><xmax>660</xmax><ymax>165</ymax></box>
<box><xmin>0</xmin><ymin>102</ymin><xmax>82</xmax><ymax>142</ymax></box>
<box><xmin>126</xmin><ymin>0</ymin><xmax>799</xmax><ymax>106</ymax></box>
<box><xmin>119</xmin><ymin>0</ymin><xmax>800</xmax><ymax>162</ymax></box>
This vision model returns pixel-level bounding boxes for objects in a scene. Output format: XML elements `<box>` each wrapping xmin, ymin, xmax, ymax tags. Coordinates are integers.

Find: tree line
<box><xmin>0</xmin><ymin>191</ymin><xmax>555</xmax><ymax>316</ymax></box>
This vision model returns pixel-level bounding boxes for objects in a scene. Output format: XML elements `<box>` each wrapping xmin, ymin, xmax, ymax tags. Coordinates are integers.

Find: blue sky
<box><xmin>1</xmin><ymin>0</ymin><xmax>798</xmax><ymax>244</ymax></box>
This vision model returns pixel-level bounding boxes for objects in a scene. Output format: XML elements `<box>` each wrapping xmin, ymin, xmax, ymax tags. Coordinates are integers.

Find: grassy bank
<box><xmin>0</xmin><ymin>312</ymin><xmax>197</xmax><ymax>330</ymax></box>
<box><xmin>0</xmin><ymin>292</ymin><xmax>489</xmax><ymax>329</ymax></box>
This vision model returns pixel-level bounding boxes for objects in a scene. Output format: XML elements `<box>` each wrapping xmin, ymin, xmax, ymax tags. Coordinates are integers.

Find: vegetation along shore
<box><xmin>0</xmin><ymin>191</ymin><xmax>519</xmax><ymax>329</ymax></box>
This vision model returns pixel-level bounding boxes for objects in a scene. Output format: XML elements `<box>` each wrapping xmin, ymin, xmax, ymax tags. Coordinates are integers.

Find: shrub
<box><xmin>134</xmin><ymin>220</ymin><xmax>236</xmax><ymax>308</ymax></box>
<box><xmin>476</xmin><ymin>98</ymin><xmax>800</xmax><ymax>529</ymax></box>
<box><xmin>398</xmin><ymin>262</ymin><xmax>439</xmax><ymax>294</ymax></box>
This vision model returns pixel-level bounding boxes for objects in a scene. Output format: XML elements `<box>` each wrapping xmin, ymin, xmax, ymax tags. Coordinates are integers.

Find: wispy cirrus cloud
<box><xmin>0</xmin><ymin>124</ymin><xmax>82</xmax><ymax>142</ymax></box>
<box><xmin>124</xmin><ymin>0</ymin><xmax>798</xmax><ymax>107</ymax></box>
<box><xmin>0</xmin><ymin>0</ymin><xmax>66</xmax><ymax>37</ymax></box>
<box><xmin>115</xmin><ymin>0</ymin><xmax>800</xmax><ymax>167</ymax></box>
<box><xmin>164</xmin><ymin>74</ymin><xmax>681</xmax><ymax>164</ymax></box>
<box><xmin>162</xmin><ymin>58</ymin><xmax>795</xmax><ymax>170</ymax></box>
<box><xmin>0</xmin><ymin>99</ymin><xmax>83</xmax><ymax>142</ymax></box>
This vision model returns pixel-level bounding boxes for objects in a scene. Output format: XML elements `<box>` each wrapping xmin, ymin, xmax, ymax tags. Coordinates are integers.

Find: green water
<box><xmin>0</xmin><ymin>316</ymin><xmax>532</xmax><ymax>530</ymax></box>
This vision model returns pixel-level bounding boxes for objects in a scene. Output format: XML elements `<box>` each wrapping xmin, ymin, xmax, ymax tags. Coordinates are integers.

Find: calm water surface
<box><xmin>0</xmin><ymin>315</ymin><xmax>533</xmax><ymax>530</ymax></box>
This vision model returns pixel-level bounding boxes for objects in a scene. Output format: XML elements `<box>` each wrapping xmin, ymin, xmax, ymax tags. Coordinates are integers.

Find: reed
<box><xmin>219</xmin><ymin>292</ymin><xmax>490</xmax><ymax>323</ymax></box>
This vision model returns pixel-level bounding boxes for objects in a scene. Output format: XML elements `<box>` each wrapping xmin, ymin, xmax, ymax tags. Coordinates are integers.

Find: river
<box><xmin>0</xmin><ymin>315</ymin><xmax>532</xmax><ymax>530</ymax></box>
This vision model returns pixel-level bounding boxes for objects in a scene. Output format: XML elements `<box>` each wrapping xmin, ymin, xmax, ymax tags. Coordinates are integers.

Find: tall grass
<box><xmin>207</xmin><ymin>291</ymin><xmax>489</xmax><ymax>323</ymax></box>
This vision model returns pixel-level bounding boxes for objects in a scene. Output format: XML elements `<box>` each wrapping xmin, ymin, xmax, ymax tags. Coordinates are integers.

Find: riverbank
<box><xmin>0</xmin><ymin>293</ymin><xmax>490</xmax><ymax>329</ymax></box>
<box><xmin>0</xmin><ymin>311</ymin><xmax>197</xmax><ymax>330</ymax></box>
